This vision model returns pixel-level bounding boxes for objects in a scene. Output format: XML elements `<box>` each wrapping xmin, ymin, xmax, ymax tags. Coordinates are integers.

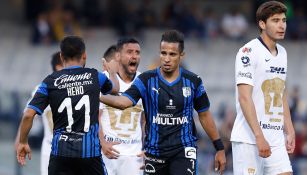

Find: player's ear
<box><xmin>82</xmin><ymin>52</ymin><xmax>87</xmax><ymax>61</ymax></box>
<box><xmin>259</xmin><ymin>20</ymin><xmax>266</xmax><ymax>31</ymax></box>
<box><xmin>180</xmin><ymin>51</ymin><xmax>185</xmax><ymax>61</ymax></box>
<box><xmin>115</xmin><ymin>51</ymin><xmax>120</xmax><ymax>62</ymax></box>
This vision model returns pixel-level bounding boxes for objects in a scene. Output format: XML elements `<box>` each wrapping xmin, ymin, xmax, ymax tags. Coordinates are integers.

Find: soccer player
<box><xmin>16</xmin><ymin>36</ymin><xmax>118</xmax><ymax>175</ymax></box>
<box><xmin>15</xmin><ymin>52</ymin><xmax>63</xmax><ymax>175</ymax></box>
<box><xmin>230</xmin><ymin>1</ymin><xmax>295</xmax><ymax>174</ymax></box>
<box><xmin>100</xmin><ymin>30</ymin><xmax>226</xmax><ymax>175</ymax></box>
<box><xmin>99</xmin><ymin>38</ymin><xmax>144</xmax><ymax>175</ymax></box>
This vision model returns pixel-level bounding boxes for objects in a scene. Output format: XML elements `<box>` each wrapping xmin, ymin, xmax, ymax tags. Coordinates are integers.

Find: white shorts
<box><xmin>41</xmin><ymin>140</ymin><xmax>51</xmax><ymax>175</ymax></box>
<box><xmin>102</xmin><ymin>154</ymin><xmax>143</xmax><ymax>175</ymax></box>
<box><xmin>232</xmin><ymin>142</ymin><xmax>292</xmax><ymax>175</ymax></box>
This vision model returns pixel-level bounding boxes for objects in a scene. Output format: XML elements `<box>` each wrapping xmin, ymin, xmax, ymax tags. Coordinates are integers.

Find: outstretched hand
<box><xmin>101</xmin><ymin>141</ymin><xmax>120</xmax><ymax>159</ymax></box>
<box><xmin>16</xmin><ymin>143</ymin><xmax>32</xmax><ymax>166</ymax></box>
<box><xmin>102</xmin><ymin>58</ymin><xmax>119</xmax><ymax>74</ymax></box>
<box><xmin>214</xmin><ymin>150</ymin><xmax>226</xmax><ymax>175</ymax></box>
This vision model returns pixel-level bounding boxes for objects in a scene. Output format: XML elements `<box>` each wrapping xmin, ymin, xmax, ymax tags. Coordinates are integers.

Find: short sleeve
<box><xmin>193</xmin><ymin>76</ymin><xmax>210</xmax><ymax>113</ymax></box>
<box><xmin>27</xmin><ymin>82</ymin><xmax>49</xmax><ymax>115</ymax></box>
<box><xmin>123</xmin><ymin>77</ymin><xmax>145</xmax><ymax>106</ymax></box>
<box><xmin>235</xmin><ymin>46</ymin><xmax>255</xmax><ymax>86</ymax></box>
<box><xmin>98</xmin><ymin>71</ymin><xmax>113</xmax><ymax>94</ymax></box>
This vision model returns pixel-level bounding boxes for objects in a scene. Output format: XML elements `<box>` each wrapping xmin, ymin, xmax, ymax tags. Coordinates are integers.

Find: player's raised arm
<box><xmin>100</xmin><ymin>95</ymin><xmax>133</xmax><ymax>110</ymax></box>
<box><xmin>102</xmin><ymin>57</ymin><xmax>120</xmax><ymax>94</ymax></box>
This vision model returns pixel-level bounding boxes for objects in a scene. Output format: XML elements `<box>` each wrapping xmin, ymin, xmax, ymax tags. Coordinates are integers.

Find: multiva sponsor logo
<box><xmin>54</xmin><ymin>73</ymin><xmax>92</xmax><ymax>86</ymax></box>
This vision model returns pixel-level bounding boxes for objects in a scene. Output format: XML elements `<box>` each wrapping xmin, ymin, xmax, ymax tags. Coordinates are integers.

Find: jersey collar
<box><xmin>257</xmin><ymin>36</ymin><xmax>278</xmax><ymax>55</ymax></box>
<box><xmin>64</xmin><ymin>65</ymin><xmax>82</xmax><ymax>70</ymax></box>
<box><xmin>156</xmin><ymin>67</ymin><xmax>182</xmax><ymax>86</ymax></box>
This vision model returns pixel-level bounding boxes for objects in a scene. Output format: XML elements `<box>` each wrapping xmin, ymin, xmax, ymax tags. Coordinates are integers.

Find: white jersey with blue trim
<box><xmin>231</xmin><ymin>38</ymin><xmax>287</xmax><ymax>146</ymax></box>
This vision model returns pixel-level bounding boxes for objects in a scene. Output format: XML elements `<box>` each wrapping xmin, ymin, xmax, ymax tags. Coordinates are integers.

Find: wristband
<box><xmin>213</xmin><ymin>139</ymin><xmax>224</xmax><ymax>151</ymax></box>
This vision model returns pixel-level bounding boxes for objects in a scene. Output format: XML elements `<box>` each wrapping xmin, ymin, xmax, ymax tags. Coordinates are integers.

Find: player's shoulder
<box><xmin>138</xmin><ymin>69</ymin><xmax>157</xmax><ymax>80</ymax></box>
<box><xmin>276</xmin><ymin>43</ymin><xmax>287</xmax><ymax>55</ymax></box>
<box><xmin>237</xmin><ymin>38</ymin><xmax>261</xmax><ymax>56</ymax></box>
<box><xmin>181</xmin><ymin>67</ymin><xmax>202</xmax><ymax>83</ymax></box>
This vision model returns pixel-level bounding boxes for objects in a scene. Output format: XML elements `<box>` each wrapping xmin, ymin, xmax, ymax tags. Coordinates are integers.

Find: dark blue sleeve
<box><xmin>98</xmin><ymin>72</ymin><xmax>113</xmax><ymax>94</ymax></box>
<box><xmin>194</xmin><ymin>77</ymin><xmax>210</xmax><ymax>113</ymax></box>
<box><xmin>28</xmin><ymin>82</ymin><xmax>49</xmax><ymax>115</ymax></box>
<box><xmin>122</xmin><ymin>77</ymin><xmax>146</xmax><ymax>106</ymax></box>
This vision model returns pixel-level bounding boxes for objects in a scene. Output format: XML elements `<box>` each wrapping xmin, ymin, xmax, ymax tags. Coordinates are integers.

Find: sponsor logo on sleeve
<box><xmin>242</xmin><ymin>47</ymin><xmax>252</xmax><ymax>54</ymax></box>
<box><xmin>241</xmin><ymin>56</ymin><xmax>251</xmax><ymax>67</ymax></box>
<box><xmin>237</xmin><ymin>71</ymin><xmax>252</xmax><ymax>79</ymax></box>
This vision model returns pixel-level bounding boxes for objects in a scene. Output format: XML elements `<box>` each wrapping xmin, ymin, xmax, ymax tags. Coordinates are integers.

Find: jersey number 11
<box><xmin>58</xmin><ymin>95</ymin><xmax>90</xmax><ymax>132</ymax></box>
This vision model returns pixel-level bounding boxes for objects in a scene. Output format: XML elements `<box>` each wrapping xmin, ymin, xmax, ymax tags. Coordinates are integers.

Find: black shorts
<box><xmin>144</xmin><ymin>147</ymin><xmax>197</xmax><ymax>175</ymax></box>
<box><xmin>48</xmin><ymin>155</ymin><xmax>108</xmax><ymax>175</ymax></box>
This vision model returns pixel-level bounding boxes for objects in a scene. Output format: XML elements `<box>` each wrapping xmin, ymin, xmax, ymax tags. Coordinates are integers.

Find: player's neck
<box><xmin>118</xmin><ymin>69</ymin><xmax>135</xmax><ymax>83</ymax></box>
<box><xmin>260</xmin><ymin>34</ymin><xmax>277</xmax><ymax>54</ymax></box>
<box><xmin>160</xmin><ymin>67</ymin><xmax>180</xmax><ymax>83</ymax></box>
<box><xmin>64</xmin><ymin>60</ymin><xmax>84</xmax><ymax>68</ymax></box>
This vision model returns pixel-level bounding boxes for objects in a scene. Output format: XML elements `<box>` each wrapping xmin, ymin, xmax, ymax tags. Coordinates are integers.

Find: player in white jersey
<box><xmin>99</xmin><ymin>38</ymin><xmax>144</xmax><ymax>175</ymax></box>
<box><xmin>230</xmin><ymin>1</ymin><xmax>295</xmax><ymax>175</ymax></box>
<box><xmin>15</xmin><ymin>52</ymin><xmax>63</xmax><ymax>175</ymax></box>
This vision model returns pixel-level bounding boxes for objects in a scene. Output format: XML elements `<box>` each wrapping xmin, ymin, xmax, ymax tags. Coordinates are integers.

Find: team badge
<box><xmin>182</xmin><ymin>87</ymin><xmax>191</xmax><ymax>97</ymax></box>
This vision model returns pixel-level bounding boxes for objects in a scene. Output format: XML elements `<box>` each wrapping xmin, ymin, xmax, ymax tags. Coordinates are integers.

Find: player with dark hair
<box><xmin>99</xmin><ymin>37</ymin><xmax>145</xmax><ymax>175</ymax></box>
<box><xmin>100</xmin><ymin>30</ymin><xmax>226</xmax><ymax>174</ymax></box>
<box><xmin>231</xmin><ymin>1</ymin><xmax>295</xmax><ymax>174</ymax></box>
<box><xmin>16</xmin><ymin>36</ymin><xmax>118</xmax><ymax>175</ymax></box>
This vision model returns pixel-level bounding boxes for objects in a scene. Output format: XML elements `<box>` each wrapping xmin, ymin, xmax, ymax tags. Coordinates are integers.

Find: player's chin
<box><xmin>275</xmin><ymin>33</ymin><xmax>285</xmax><ymax>39</ymax></box>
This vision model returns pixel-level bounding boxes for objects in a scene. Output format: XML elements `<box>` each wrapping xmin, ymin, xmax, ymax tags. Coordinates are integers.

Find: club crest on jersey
<box><xmin>182</xmin><ymin>87</ymin><xmax>191</xmax><ymax>97</ymax></box>
<box><xmin>242</xmin><ymin>47</ymin><xmax>252</xmax><ymax>54</ymax></box>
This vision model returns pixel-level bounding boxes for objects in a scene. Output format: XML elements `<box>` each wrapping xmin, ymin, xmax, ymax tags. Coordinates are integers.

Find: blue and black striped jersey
<box><xmin>123</xmin><ymin>67</ymin><xmax>210</xmax><ymax>157</ymax></box>
<box><xmin>28</xmin><ymin>66</ymin><xmax>113</xmax><ymax>158</ymax></box>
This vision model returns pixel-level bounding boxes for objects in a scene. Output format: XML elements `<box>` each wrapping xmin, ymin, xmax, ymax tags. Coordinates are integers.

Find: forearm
<box><xmin>282</xmin><ymin>92</ymin><xmax>295</xmax><ymax>135</ymax></box>
<box><xmin>100</xmin><ymin>95</ymin><xmax>132</xmax><ymax>110</ymax></box>
<box><xmin>19</xmin><ymin>115</ymin><xmax>34</xmax><ymax>144</ymax></box>
<box><xmin>199</xmin><ymin>111</ymin><xmax>220</xmax><ymax>141</ymax></box>
<box><xmin>239</xmin><ymin>96</ymin><xmax>264</xmax><ymax>138</ymax></box>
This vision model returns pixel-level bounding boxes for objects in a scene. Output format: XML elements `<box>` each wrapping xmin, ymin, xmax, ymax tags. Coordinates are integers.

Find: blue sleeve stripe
<box><xmin>37</xmin><ymin>83</ymin><xmax>48</xmax><ymax>96</ymax></box>
<box><xmin>122</xmin><ymin>93</ymin><xmax>137</xmax><ymax>106</ymax></box>
<box><xmin>98</xmin><ymin>72</ymin><xmax>107</xmax><ymax>88</ymax></box>
<box><xmin>196</xmin><ymin>83</ymin><xmax>207</xmax><ymax>98</ymax></box>
<box><xmin>197</xmin><ymin>106</ymin><xmax>209</xmax><ymax>113</ymax></box>
<box><xmin>27</xmin><ymin>105</ymin><xmax>43</xmax><ymax>115</ymax></box>
<box><xmin>134</xmin><ymin>78</ymin><xmax>146</xmax><ymax>98</ymax></box>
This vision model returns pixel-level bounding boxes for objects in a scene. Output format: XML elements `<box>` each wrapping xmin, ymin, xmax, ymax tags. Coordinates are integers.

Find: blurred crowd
<box><xmin>25</xmin><ymin>0</ymin><xmax>307</xmax><ymax>45</ymax></box>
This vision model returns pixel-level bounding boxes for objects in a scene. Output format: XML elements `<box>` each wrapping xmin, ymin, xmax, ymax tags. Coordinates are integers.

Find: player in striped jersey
<box><xmin>16</xmin><ymin>36</ymin><xmax>118</xmax><ymax>175</ymax></box>
<box><xmin>100</xmin><ymin>30</ymin><xmax>226</xmax><ymax>174</ymax></box>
